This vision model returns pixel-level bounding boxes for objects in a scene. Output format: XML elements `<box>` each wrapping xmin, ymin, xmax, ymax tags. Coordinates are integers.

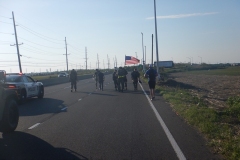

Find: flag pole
<box><xmin>125</xmin><ymin>55</ymin><xmax>126</xmax><ymax>66</ymax></box>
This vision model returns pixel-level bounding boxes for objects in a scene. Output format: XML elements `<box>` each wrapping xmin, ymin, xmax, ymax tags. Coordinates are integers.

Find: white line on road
<box><xmin>28</xmin><ymin>123</ymin><xmax>41</xmax><ymax>130</ymax></box>
<box><xmin>139</xmin><ymin>83</ymin><xmax>186</xmax><ymax>160</ymax></box>
<box><xmin>88</xmin><ymin>93</ymin><xmax>92</xmax><ymax>95</ymax></box>
<box><xmin>78</xmin><ymin>98</ymin><xmax>82</xmax><ymax>101</ymax></box>
<box><xmin>61</xmin><ymin>107</ymin><xmax>67</xmax><ymax>111</ymax></box>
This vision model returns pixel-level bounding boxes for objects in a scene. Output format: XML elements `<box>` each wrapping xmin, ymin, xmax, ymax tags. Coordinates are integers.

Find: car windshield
<box><xmin>6</xmin><ymin>75</ymin><xmax>22</xmax><ymax>82</ymax></box>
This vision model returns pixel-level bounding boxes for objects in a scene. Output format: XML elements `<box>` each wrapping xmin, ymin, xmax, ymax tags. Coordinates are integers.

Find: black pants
<box><xmin>124</xmin><ymin>77</ymin><xmax>127</xmax><ymax>88</ymax></box>
<box><xmin>118</xmin><ymin>78</ymin><xmax>124</xmax><ymax>92</ymax></box>
<box><xmin>71</xmin><ymin>81</ymin><xmax>77</xmax><ymax>90</ymax></box>
<box><xmin>95</xmin><ymin>80</ymin><xmax>98</xmax><ymax>89</ymax></box>
<box><xmin>113</xmin><ymin>79</ymin><xmax>118</xmax><ymax>89</ymax></box>
<box><xmin>99</xmin><ymin>80</ymin><xmax>103</xmax><ymax>90</ymax></box>
<box><xmin>133</xmin><ymin>79</ymin><xmax>138</xmax><ymax>89</ymax></box>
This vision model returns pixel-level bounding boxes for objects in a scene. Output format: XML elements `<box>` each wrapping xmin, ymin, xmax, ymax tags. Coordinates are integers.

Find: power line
<box><xmin>0</xmin><ymin>32</ymin><xmax>13</xmax><ymax>35</ymax></box>
<box><xmin>0</xmin><ymin>15</ymin><xmax>11</xmax><ymax>19</ymax></box>
<box><xmin>0</xmin><ymin>40</ymin><xmax>14</xmax><ymax>43</ymax></box>
<box><xmin>0</xmin><ymin>53</ymin><xmax>16</xmax><ymax>54</ymax></box>
<box><xmin>16</xmin><ymin>21</ymin><xmax>64</xmax><ymax>41</ymax></box>
<box><xmin>18</xmin><ymin>36</ymin><xmax>64</xmax><ymax>49</ymax></box>
<box><xmin>23</xmin><ymin>43</ymin><xmax>63</xmax><ymax>55</ymax></box>
<box><xmin>17</xmin><ymin>24</ymin><xmax>64</xmax><ymax>44</ymax></box>
<box><xmin>68</xmin><ymin>44</ymin><xmax>84</xmax><ymax>53</ymax></box>
<box><xmin>21</xmin><ymin>46</ymin><xmax>63</xmax><ymax>56</ymax></box>
<box><xmin>0</xmin><ymin>21</ymin><xmax>12</xmax><ymax>24</ymax></box>
<box><xmin>0</xmin><ymin>5</ymin><xmax>65</xmax><ymax>43</ymax></box>
<box><xmin>20</xmin><ymin>54</ymin><xmax>65</xmax><ymax>62</ymax></box>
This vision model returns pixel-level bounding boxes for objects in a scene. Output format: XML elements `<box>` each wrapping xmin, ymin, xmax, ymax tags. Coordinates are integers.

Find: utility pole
<box><xmin>151</xmin><ymin>34</ymin><xmax>153</xmax><ymax>65</ymax></box>
<box><xmin>107</xmin><ymin>55</ymin><xmax>110</xmax><ymax>70</ymax></box>
<box><xmin>115</xmin><ymin>56</ymin><xmax>117</xmax><ymax>68</ymax></box>
<box><xmin>64</xmin><ymin>37</ymin><xmax>69</xmax><ymax>72</ymax></box>
<box><xmin>198</xmin><ymin>56</ymin><xmax>202</xmax><ymax>64</ymax></box>
<box><xmin>97</xmin><ymin>54</ymin><xmax>99</xmax><ymax>69</ymax></box>
<box><xmin>135</xmin><ymin>52</ymin><xmax>138</xmax><ymax>59</ymax></box>
<box><xmin>11</xmin><ymin>11</ymin><xmax>23</xmax><ymax>73</ymax></box>
<box><xmin>154</xmin><ymin>0</ymin><xmax>160</xmax><ymax>79</ymax></box>
<box><xmin>113</xmin><ymin>58</ymin><xmax>115</xmax><ymax>68</ymax></box>
<box><xmin>85</xmin><ymin>47</ymin><xmax>88</xmax><ymax>70</ymax></box>
<box><xmin>103</xmin><ymin>59</ymin><xmax>105</xmax><ymax>69</ymax></box>
<box><xmin>145</xmin><ymin>46</ymin><xmax>146</xmax><ymax>65</ymax></box>
<box><xmin>141</xmin><ymin>32</ymin><xmax>145</xmax><ymax>72</ymax></box>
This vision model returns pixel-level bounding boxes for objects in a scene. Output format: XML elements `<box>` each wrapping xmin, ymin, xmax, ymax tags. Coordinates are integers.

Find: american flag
<box><xmin>125</xmin><ymin>56</ymin><xmax>140</xmax><ymax>65</ymax></box>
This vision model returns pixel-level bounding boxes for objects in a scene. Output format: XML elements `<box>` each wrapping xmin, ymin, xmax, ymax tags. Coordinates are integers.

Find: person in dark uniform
<box><xmin>131</xmin><ymin>68</ymin><xmax>140</xmax><ymax>91</ymax></box>
<box><xmin>93</xmin><ymin>69</ymin><xmax>99</xmax><ymax>89</ymax></box>
<box><xmin>98</xmin><ymin>70</ymin><xmax>105</xmax><ymax>91</ymax></box>
<box><xmin>112</xmin><ymin>70</ymin><xmax>118</xmax><ymax>90</ymax></box>
<box><xmin>123</xmin><ymin>67</ymin><xmax>128</xmax><ymax>90</ymax></box>
<box><xmin>70</xmin><ymin>69</ymin><xmax>77</xmax><ymax>92</ymax></box>
<box><xmin>144</xmin><ymin>64</ymin><xmax>158</xmax><ymax>100</ymax></box>
<box><xmin>117</xmin><ymin>67</ymin><xmax>125</xmax><ymax>92</ymax></box>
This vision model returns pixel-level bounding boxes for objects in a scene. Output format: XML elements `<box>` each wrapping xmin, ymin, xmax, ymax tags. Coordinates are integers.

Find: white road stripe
<box><xmin>139</xmin><ymin>83</ymin><xmax>186</xmax><ymax>160</ymax></box>
<box><xmin>78</xmin><ymin>98</ymin><xmax>82</xmax><ymax>101</ymax></box>
<box><xmin>61</xmin><ymin>107</ymin><xmax>67</xmax><ymax>111</ymax></box>
<box><xmin>28</xmin><ymin>123</ymin><xmax>41</xmax><ymax>130</ymax></box>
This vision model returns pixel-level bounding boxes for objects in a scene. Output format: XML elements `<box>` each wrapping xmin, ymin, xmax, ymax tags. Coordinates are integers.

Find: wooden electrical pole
<box><xmin>11</xmin><ymin>11</ymin><xmax>22</xmax><ymax>73</ymax></box>
<box><xmin>64</xmin><ymin>37</ymin><xmax>69</xmax><ymax>72</ymax></box>
<box><xmin>85</xmin><ymin>47</ymin><xmax>88</xmax><ymax>70</ymax></box>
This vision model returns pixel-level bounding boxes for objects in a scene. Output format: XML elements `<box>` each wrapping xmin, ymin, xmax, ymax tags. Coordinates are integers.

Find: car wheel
<box><xmin>0</xmin><ymin>99</ymin><xmax>19</xmax><ymax>133</ymax></box>
<box><xmin>19</xmin><ymin>89</ymin><xmax>27</xmax><ymax>104</ymax></box>
<box><xmin>38</xmin><ymin>86</ymin><xmax>44</xmax><ymax>99</ymax></box>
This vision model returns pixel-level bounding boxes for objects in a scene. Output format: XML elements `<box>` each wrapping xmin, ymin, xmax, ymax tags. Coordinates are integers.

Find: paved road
<box><xmin>0</xmin><ymin>74</ymin><xmax>221</xmax><ymax>160</ymax></box>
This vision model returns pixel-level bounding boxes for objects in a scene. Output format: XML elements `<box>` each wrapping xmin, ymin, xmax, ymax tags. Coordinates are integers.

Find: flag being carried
<box><xmin>125</xmin><ymin>56</ymin><xmax>140</xmax><ymax>65</ymax></box>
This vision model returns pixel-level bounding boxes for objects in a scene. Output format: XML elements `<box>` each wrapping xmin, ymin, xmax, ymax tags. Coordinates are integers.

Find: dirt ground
<box><xmin>162</xmin><ymin>72</ymin><xmax>240</xmax><ymax>110</ymax></box>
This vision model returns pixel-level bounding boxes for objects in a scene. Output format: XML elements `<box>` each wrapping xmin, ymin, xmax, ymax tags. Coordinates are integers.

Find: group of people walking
<box><xmin>70</xmin><ymin>65</ymin><xmax>158</xmax><ymax>101</ymax></box>
<box><xmin>113</xmin><ymin>65</ymin><xmax>158</xmax><ymax>100</ymax></box>
<box><xmin>112</xmin><ymin>67</ymin><xmax>128</xmax><ymax>92</ymax></box>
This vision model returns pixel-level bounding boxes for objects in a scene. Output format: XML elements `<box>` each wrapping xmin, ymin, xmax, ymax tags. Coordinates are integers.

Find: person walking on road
<box><xmin>93</xmin><ymin>69</ymin><xmax>99</xmax><ymax>89</ymax></box>
<box><xmin>112</xmin><ymin>70</ymin><xmax>118</xmax><ymax>90</ymax></box>
<box><xmin>131</xmin><ymin>68</ymin><xmax>140</xmax><ymax>91</ymax></box>
<box><xmin>70</xmin><ymin>69</ymin><xmax>77</xmax><ymax>92</ymax></box>
<box><xmin>98</xmin><ymin>70</ymin><xmax>105</xmax><ymax>91</ymax></box>
<box><xmin>123</xmin><ymin>67</ymin><xmax>128</xmax><ymax>90</ymax></box>
<box><xmin>117</xmin><ymin>67</ymin><xmax>125</xmax><ymax>92</ymax></box>
<box><xmin>144</xmin><ymin>64</ymin><xmax>158</xmax><ymax>100</ymax></box>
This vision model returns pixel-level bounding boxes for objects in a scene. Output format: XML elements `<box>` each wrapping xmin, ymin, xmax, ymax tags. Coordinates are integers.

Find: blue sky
<box><xmin>0</xmin><ymin>0</ymin><xmax>239</xmax><ymax>73</ymax></box>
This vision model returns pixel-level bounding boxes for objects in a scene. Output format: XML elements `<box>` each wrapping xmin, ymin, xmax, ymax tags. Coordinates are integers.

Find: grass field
<box><xmin>186</xmin><ymin>66</ymin><xmax>240</xmax><ymax>76</ymax></box>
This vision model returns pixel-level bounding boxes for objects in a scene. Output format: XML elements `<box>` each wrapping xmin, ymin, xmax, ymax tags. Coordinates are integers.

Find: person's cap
<box><xmin>149</xmin><ymin>64</ymin><xmax>153</xmax><ymax>68</ymax></box>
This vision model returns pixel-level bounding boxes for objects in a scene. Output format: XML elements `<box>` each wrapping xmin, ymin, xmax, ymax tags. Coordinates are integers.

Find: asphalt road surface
<box><xmin>0</xmin><ymin>74</ymin><xmax>222</xmax><ymax>160</ymax></box>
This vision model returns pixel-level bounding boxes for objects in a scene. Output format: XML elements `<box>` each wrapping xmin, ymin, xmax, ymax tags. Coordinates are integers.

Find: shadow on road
<box><xmin>19</xmin><ymin>98</ymin><xmax>67</xmax><ymax>117</ymax></box>
<box><xmin>0</xmin><ymin>131</ymin><xmax>88</xmax><ymax>160</ymax></box>
<box><xmin>77</xmin><ymin>91</ymin><xmax>117</xmax><ymax>97</ymax></box>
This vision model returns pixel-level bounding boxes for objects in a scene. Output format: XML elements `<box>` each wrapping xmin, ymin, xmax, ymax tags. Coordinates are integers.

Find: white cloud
<box><xmin>146</xmin><ymin>12</ymin><xmax>219</xmax><ymax>20</ymax></box>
